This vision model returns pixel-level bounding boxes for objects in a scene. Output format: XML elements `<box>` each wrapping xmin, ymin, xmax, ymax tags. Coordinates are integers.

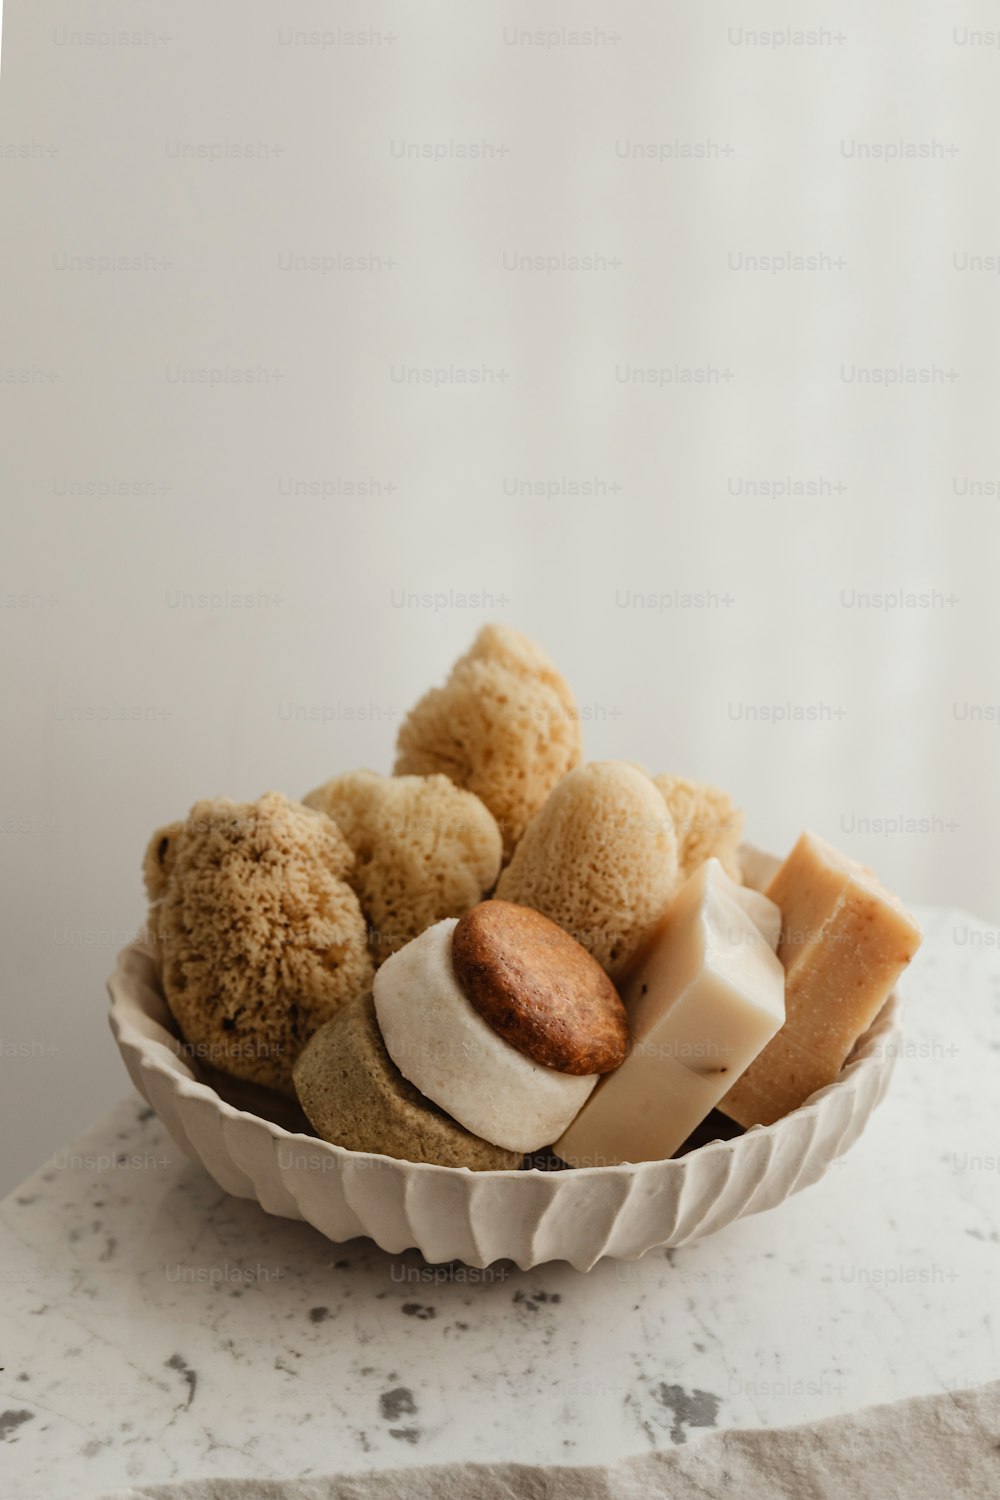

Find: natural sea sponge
<box><xmin>293</xmin><ymin>993</ymin><xmax>522</xmax><ymax>1170</ymax></box>
<box><xmin>303</xmin><ymin>770</ymin><xmax>502</xmax><ymax>965</ymax></box>
<box><xmin>143</xmin><ymin>792</ymin><xmax>373</xmax><ymax>1093</ymax></box>
<box><xmin>142</xmin><ymin>819</ymin><xmax>184</xmax><ymax>902</ymax></box>
<box><xmin>394</xmin><ymin>624</ymin><xmax>582</xmax><ymax>859</ymax></box>
<box><xmin>496</xmin><ymin>762</ymin><xmax>680</xmax><ymax>978</ymax></box>
<box><xmin>653</xmin><ymin>773</ymin><xmax>743</xmax><ymax>881</ymax></box>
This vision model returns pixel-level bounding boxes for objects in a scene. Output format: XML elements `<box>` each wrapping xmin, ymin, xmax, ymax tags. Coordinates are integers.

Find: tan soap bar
<box><xmin>720</xmin><ymin>831</ymin><xmax>922</xmax><ymax>1128</ymax></box>
<box><xmin>553</xmin><ymin>859</ymin><xmax>785</xmax><ymax>1167</ymax></box>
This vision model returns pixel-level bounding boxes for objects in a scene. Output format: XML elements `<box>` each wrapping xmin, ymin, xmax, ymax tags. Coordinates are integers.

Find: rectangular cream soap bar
<box><xmin>554</xmin><ymin>859</ymin><xmax>785</xmax><ymax>1167</ymax></box>
<box><xmin>720</xmin><ymin>831</ymin><xmax>922</xmax><ymax>1129</ymax></box>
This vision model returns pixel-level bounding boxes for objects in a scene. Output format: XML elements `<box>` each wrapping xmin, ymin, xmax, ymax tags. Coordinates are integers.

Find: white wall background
<box><xmin>2</xmin><ymin>0</ymin><xmax>999</xmax><ymax>1193</ymax></box>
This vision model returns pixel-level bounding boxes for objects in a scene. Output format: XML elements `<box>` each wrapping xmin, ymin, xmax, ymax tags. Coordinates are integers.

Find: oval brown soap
<box><xmin>452</xmin><ymin>901</ymin><xmax>629</xmax><ymax>1075</ymax></box>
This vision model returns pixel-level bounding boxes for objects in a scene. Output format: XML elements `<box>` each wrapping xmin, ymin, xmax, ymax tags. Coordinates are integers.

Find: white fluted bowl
<box><xmin>107</xmin><ymin>938</ymin><xmax>902</xmax><ymax>1271</ymax></box>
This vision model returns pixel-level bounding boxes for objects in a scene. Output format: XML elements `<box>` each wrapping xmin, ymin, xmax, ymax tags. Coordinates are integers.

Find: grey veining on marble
<box><xmin>0</xmin><ymin>905</ymin><xmax>998</xmax><ymax>1500</ymax></box>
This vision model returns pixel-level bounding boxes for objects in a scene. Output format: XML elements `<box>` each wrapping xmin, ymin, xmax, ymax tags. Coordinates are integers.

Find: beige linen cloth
<box><xmin>98</xmin><ymin>1381</ymin><xmax>999</xmax><ymax>1500</ymax></box>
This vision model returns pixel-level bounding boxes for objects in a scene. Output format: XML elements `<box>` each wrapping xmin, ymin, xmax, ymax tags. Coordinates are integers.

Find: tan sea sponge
<box><xmin>496</xmin><ymin>761</ymin><xmax>680</xmax><ymax>978</ymax></box>
<box><xmin>653</xmin><ymin>773</ymin><xmax>744</xmax><ymax>881</ymax></box>
<box><xmin>394</xmin><ymin>624</ymin><xmax>583</xmax><ymax>859</ymax></box>
<box><xmin>143</xmin><ymin>792</ymin><xmax>373</xmax><ymax>1093</ymax></box>
<box><xmin>303</xmin><ymin>770</ymin><xmax>502</xmax><ymax>965</ymax></box>
<box><xmin>142</xmin><ymin>819</ymin><xmax>184</xmax><ymax>902</ymax></box>
<box><xmin>293</xmin><ymin>993</ymin><xmax>522</xmax><ymax>1170</ymax></box>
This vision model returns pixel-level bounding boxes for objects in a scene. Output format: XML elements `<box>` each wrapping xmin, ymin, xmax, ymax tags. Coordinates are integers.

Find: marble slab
<box><xmin>1</xmin><ymin>904</ymin><xmax>997</xmax><ymax>1499</ymax></box>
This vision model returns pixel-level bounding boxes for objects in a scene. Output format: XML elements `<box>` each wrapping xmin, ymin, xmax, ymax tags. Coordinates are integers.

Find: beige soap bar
<box><xmin>720</xmin><ymin>831</ymin><xmax>922</xmax><ymax>1128</ymax></box>
<box><xmin>553</xmin><ymin>859</ymin><xmax>785</xmax><ymax>1167</ymax></box>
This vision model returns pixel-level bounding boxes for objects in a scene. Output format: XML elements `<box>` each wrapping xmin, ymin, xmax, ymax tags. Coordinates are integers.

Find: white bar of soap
<box><xmin>553</xmin><ymin>858</ymin><xmax>785</xmax><ymax>1166</ymax></box>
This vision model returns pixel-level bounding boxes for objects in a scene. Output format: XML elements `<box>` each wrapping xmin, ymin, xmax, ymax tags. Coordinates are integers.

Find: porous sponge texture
<box><xmin>394</xmin><ymin>624</ymin><xmax>582</xmax><ymax>859</ymax></box>
<box><xmin>303</xmin><ymin>770</ymin><xmax>503</xmax><ymax>965</ymax></box>
<box><xmin>143</xmin><ymin>792</ymin><xmax>373</xmax><ymax>1093</ymax></box>
<box><xmin>293</xmin><ymin>993</ymin><xmax>522</xmax><ymax>1170</ymax></box>
<box><xmin>654</xmin><ymin>773</ymin><xmax>744</xmax><ymax>881</ymax></box>
<box><xmin>496</xmin><ymin>761</ymin><xmax>680</xmax><ymax>978</ymax></box>
<box><xmin>142</xmin><ymin>819</ymin><xmax>184</xmax><ymax>902</ymax></box>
